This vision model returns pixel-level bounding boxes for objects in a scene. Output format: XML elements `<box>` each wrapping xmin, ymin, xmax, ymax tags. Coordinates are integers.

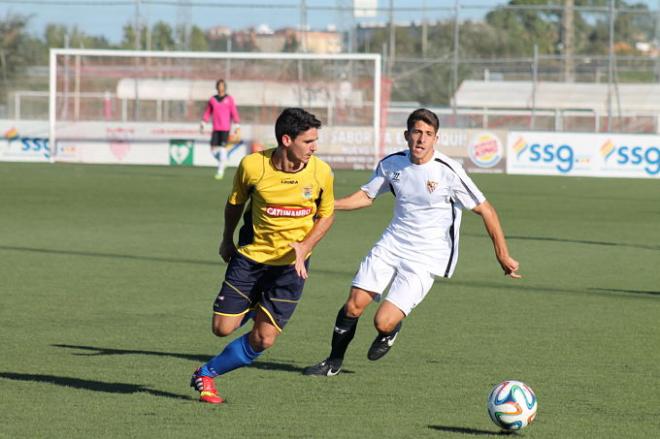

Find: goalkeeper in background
<box><xmin>200</xmin><ymin>78</ymin><xmax>240</xmax><ymax>179</ymax></box>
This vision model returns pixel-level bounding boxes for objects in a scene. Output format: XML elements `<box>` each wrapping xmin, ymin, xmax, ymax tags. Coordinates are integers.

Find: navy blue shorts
<box><xmin>213</xmin><ymin>252</ymin><xmax>309</xmax><ymax>331</ymax></box>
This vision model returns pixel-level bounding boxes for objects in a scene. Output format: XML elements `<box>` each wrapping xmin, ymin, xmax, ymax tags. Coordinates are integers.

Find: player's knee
<box><xmin>211</xmin><ymin>320</ymin><xmax>236</xmax><ymax>337</ymax></box>
<box><xmin>249</xmin><ymin>331</ymin><xmax>277</xmax><ymax>351</ymax></box>
<box><xmin>344</xmin><ymin>299</ymin><xmax>365</xmax><ymax>318</ymax></box>
<box><xmin>374</xmin><ymin>316</ymin><xmax>399</xmax><ymax>334</ymax></box>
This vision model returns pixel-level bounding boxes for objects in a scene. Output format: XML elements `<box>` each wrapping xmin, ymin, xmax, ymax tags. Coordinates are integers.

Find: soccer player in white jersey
<box><xmin>303</xmin><ymin>108</ymin><xmax>520</xmax><ymax>376</ymax></box>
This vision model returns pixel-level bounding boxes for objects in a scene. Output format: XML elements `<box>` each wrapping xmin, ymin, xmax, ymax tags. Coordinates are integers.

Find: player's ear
<box><xmin>281</xmin><ymin>134</ymin><xmax>292</xmax><ymax>147</ymax></box>
<box><xmin>403</xmin><ymin>130</ymin><xmax>410</xmax><ymax>142</ymax></box>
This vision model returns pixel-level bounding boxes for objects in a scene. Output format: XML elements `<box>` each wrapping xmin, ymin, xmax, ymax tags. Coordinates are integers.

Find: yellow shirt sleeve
<box><xmin>227</xmin><ymin>157</ymin><xmax>251</xmax><ymax>205</ymax></box>
<box><xmin>316</xmin><ymin>165</ymin><xmax>335</xmax><ymax>218</ymax></box>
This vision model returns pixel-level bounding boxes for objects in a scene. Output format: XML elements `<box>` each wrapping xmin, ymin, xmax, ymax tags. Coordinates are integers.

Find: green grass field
<box><xmin>1</xmin><ymin>162</ymin><xmax>659</xmax><ymax>438</ymax></box>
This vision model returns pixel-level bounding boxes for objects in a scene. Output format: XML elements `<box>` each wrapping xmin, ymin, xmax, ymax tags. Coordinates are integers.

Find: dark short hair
<box><xmin>215</xmin><ymin>79</ymin><xmax>225</xmax><ymax>89</ymax></box>
<box><xmin>275</xmin><ymin>108</ymin><xmax>322</xmax><ymax>146</ymax></box>
<box><xmin>406</xmin><ymin>108</ymin><xmax>439</xmax><ymax>133</ymax></box>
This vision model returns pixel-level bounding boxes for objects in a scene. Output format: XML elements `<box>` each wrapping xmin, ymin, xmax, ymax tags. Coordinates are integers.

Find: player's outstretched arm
<box><xmin>219</xmin><ymin>202</ymin><xmax>245</xmax><ymax>262</ymax></box>
<box><xmin>472</xmin><ymin>201</ymin><xmax>521</xmax><ymax>279</ymax></box>
<box><xmin>290</xmin><ymin>215</ymin><xmax>335</xmax><ymax>279</ymax></box>
<box><xmin>335</xmin><ymin>189</ymin><xmax>374</xmax><ymax>211</ymax></box>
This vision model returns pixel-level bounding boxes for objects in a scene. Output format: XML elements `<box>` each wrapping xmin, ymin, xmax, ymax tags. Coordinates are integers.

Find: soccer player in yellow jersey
<box><xmin>191</xmin><ymin>108</ymin><xmax>335</xmax><ymax>404</ymax></box>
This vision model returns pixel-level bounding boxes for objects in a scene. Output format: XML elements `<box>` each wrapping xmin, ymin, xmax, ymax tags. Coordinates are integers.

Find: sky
<box><xmin>3</xmin><ymin>0</ymin><xmax>505</xmax><ymax>43</ymax></box>
<box><xmin>1</xmin><ymin>0</ymin><xmax>658</xmax><ymax>44</ymax></box>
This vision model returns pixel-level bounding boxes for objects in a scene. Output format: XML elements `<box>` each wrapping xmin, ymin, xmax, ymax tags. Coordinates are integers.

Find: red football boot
<box><xmin>190</xmin><ymin>369</ymin><xmax>224</xmax><ymax>404</ymax></box>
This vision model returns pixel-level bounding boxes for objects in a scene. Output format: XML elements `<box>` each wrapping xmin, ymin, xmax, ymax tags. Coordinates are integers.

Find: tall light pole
<box><xmin>134</xmin><ymin>0</ymin><xmax>141</xmax><ymax>50</ymax></box>
<box><xmin>607</xmin><ymin>0</ymin><xmax>615</xmax><ymax>131</ymax></box>
<box><xmin>388</xmin><ymin>0</ymin><xmax>395</xmax><ymax>76</ymax></box>
<box><xmin>422</xmin><ymin>0</ymin><xmax>428</xmax><ymax>57</ymax></box>
<box><xmin>562</xmin><ymin>0</ymin><xmax>575</xmax><ymax>82</ymax></box>
<box><xmin>133</xmin><ymin>0</ymin><xmax>141</xmax><ymax>120</ymax></box>
<box><xmin>300</xmin><ymin>0</ymin><xmax>308</xmax><ymax>52</ymax></box>
<box><xmin>655</xmin><ymin>0</ymin><xmax>660</xmax><ymax>81</ymax></box>
<box><xmin>452</xmin><ymin>0</ymin><xmax>460</xmax><ymax>122</ymax></box>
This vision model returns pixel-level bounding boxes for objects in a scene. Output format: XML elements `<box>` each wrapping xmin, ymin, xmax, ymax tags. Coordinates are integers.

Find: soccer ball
<box><xmin>487</xmin><ymin>380</ymin><xmax>537</xmax><ymax>431</ymax></box>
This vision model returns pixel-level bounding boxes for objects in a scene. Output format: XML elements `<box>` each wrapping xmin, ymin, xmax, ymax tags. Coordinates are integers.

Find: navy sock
<box><xmin>199</xmin><ymin>333</ymin><xmax>262</xmax><ymax>377</ymax></box>
<box><xmin>329</xmin><ymin>306</ymin><xmax>359</xmax><ymax>362</ymax></box>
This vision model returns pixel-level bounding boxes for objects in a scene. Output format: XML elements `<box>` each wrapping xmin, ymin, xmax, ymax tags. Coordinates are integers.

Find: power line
<box><xmin>0</xmin><ymin>0</ymin><xmax>656</xmax><ymax>14</ymax></box>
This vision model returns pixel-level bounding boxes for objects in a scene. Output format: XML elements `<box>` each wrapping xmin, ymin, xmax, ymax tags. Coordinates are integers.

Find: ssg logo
<box><xmin>513</xmin><ymin>137</ymin><xmax>584</xmax><ymax>174</ymax></box>
<box><xmin>600</xmin><ymin>139</ymin><xmax>660</xmax><ymax>176</ymax></box>
<box><xmin>4</xmin><ymin>127</ymin><xmax>51</xmax><ymax>159</ymax></box>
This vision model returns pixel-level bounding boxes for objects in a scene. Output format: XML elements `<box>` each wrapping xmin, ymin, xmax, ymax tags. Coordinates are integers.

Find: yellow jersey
<box><xmin>228</xmin><ymin>148</ymin><xmax>334</xmax><ymax>265</ymax></box>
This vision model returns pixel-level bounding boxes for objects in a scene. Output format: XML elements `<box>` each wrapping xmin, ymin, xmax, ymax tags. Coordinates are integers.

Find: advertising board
<box><xmin>507</xmin><ymin>132</ymin><xmax>659</xmax><ymax>178</ymax></box>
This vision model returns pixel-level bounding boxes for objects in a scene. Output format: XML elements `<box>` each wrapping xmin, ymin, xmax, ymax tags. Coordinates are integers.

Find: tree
<box><xmin>150</xmin><ymin>21</ymin><xmax>175</xmax><ymax>51</ymax></box>
<box><xmin>485</xmin><ymin>0</ymin><xmax>560</xmax><ymax>56</ymax></box>
<box><xmin>0</xmin><ymin>13</ymin><xmax>32</xmax><ymax>96</ymax></box>
<box><xmin>121</xmin><ymin>23</ymin><xmax>148</xmax><ymax>50</ymax></box>
<box><xmin>44</xmin><ymin>24</ymin><xmax>111</xmax><ymax>50</ymax></box>
<box><xmin>189</xmin><ymin>26</ymin><xmax>208</xmax><ymax>51</ymax></box>
<box><xmin>282</xmin><ymin>30</ymin><xmax>299</xmax><ymax>52</ymax></box>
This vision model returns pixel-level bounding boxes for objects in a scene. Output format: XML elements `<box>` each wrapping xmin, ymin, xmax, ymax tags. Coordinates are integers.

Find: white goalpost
<box><xmin>49</xmin><ymin>48</ymin><xmax>382</xmax><ymax>169</ymax></box>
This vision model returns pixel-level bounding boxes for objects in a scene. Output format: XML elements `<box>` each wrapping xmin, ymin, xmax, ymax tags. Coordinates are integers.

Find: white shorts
<box><xmin>351</xmin><ymin>245</ymin><xmax>435</xmax><ymax>316</ymax></box>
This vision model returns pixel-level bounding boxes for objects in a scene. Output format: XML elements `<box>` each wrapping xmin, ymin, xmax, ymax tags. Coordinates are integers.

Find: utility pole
<box><xmin>607</xmin><ymin>0</ymin><xmax>615</xmax><ymax>131</ymax></box>
<box><xmin>133</xmin><ymin>0</ymin><xmax>141</xmax><ymax>121</ymax></box>
<box><xmin>388</xmin><ymin>0</ymin><xmax>395</xmax><ymax>76</ymax></box>
<box><xmin>422</xmin><ymin>0</ymin><xmax>428</xmax><ymax>57</ymax></box>
<box><xmin>300</xmin><ymin>0</ymin><xmax>308</xmax><ymax>52</ymax></box>
<box><xmin>655</xmin><ymin>0</ymin><xmax>660</xmax><ymax>81</ymax></box>
<box><xmin>531</xmin><ymin>44</ymin><xmax>538</xmax><ymax>129</ymax></box>
<box><xmin>134</xmin><ymin>0</ymin><xmax>141</xmax><ymax>50</ymax></box>
<box><xmin>452</xmin><ymin>0</ymin><xmax>460</xmax><ymax>121</ymax></box>
<box><xmin>177</xmin><ymin>0</ymin><xmax>192</xmax><ymax>50</ymax></box>
<box><xmin>562</xmin><ymin>0</ymin><xmax>575</xmax><ymax>82</ymax></box>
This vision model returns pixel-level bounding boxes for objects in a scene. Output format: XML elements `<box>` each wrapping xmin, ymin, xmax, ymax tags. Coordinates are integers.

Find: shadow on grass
<box><xmin>463</xmin><ymin>233</ymin><xmax>660</xmax><ymax>252</ymax></box>
<box><xmin>0</xmin><ymin>244</ymin><xmax>352</xmax><ymax>276</ymax></box>
<box><xmin>448</xmin><ymin>280</ymin><xmax>660</xmax><ymax>300</ymax></box>
<box><xmin>0</xmin><ymin>244</ymin><xmax>219</xmax><ymax>267</ymax></box>
<box><xmin>428</xmin><ymin>425</ymin><xmax>511</xmax><ymax>436</ymax></box>
<box><xmin>0</xmin><ymin>372</ymin><xmax>192</xmax><ymax>401</ymax></box>
<box><xmin>589</xmin><ymin>287</ymin><xmax>660</xmax><ymax>296</ymax></box>
<box><xmin>51</xmin><ymin>344</ymin><xmax>354</xmax><ymax>375</ymax></box>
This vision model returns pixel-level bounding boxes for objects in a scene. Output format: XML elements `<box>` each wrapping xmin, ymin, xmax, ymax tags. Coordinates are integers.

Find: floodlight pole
<box><xmin>388</xmin><ymin>0</ymin><xmax>395</xmax><ymax>76</ymax></box>
<box><xmin>374</xmin><ymin>53</ymin><xmax>382</xmax><ymax>166</ymax></box>
<box><xmin>134</xmin><ymin>0</ymin><xmax>141</xmax><ymax>50</ymax></box>
<box><xmin>531</xmin><ymin>44</ymin><xmax>538</xmax><ymax>130</ymax></box>
<box><xmin>607</xmin><ymin>0</ymin><xmax>615</xmax><ymax>132</ymax></box>
<box><xmin>452</xmin><ymin>0</ymin><xmax>460</xmax><ymax>125</ymax></box>
<box><xmin>300</xmin><ymin>0</ymin><xmax>308</xmax><ymax>52</ymax></box>
<box><xmin>655</xmin><ymin>0</ymin><xmax>660</xmax><ymax>82</ymax></box>
<box><xmin>49</xmin><ymin>49</ymin><xmax>57</xmax><ymax>163</ymax></box>
<box><xmin>422</xmin><ymin>0</ymin><xmax>428</xmax><ymax>56</ymax></box>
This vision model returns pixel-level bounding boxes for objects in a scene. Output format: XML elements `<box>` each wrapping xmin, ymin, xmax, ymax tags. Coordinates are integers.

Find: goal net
<box><xmin>49</xmin><ymin>49</ymin><xmax>382</xmax><ymax>169</ymax></box>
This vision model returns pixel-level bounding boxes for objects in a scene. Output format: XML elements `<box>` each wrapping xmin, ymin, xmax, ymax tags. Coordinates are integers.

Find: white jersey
<box><xmin>361</xmin><ymin>149</ymin><xmax>486</xmax><ymax>278</ymax></box>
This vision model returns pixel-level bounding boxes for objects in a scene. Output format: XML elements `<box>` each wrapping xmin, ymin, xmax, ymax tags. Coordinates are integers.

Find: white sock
<box><xmin>217</xmin><ymin>147</ymin><xmax>228</xmax><ymax>174</ymax></box>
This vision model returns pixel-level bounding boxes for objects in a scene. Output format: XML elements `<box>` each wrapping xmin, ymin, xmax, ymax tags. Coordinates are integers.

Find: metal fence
<box><xmin>1</xmin><ymin>1</ymin><xmax>659</xmax><ymax>134</ymax></box>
